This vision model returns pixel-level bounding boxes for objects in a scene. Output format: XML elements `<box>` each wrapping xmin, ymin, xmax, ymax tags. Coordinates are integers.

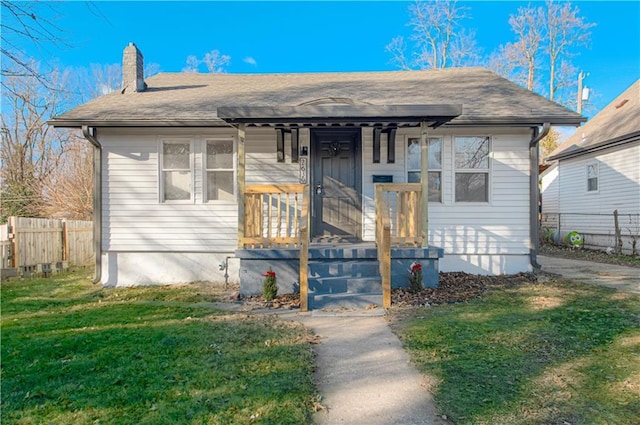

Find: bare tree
<box><xmin>509</xmin><ymin>5</ymin><xmax>544</xmax><ymax>91</ymax></box>
<box><xmin>0</xmin><ymin>1</ymin><xmax>66</xmax><ymax>92</ymax></box>
<box><xmin>544</xmin><ymin>1</ymin><xmax>594</xmax><ymax>101</ymax></box>
<box><xmin>41</xmin><ymin>135</ymin><xmax>93</xmax><ymax>220</ymax></box>
<box><xmin>387</xmin><ymin>0</ymin><xmax>479</xmax><ymax>70</ymax></box>
<box><xmin>488</xmin><ymin>1</ymin><xmax>593</xmax><ymax>109</ymax></box>
<box><xmin>0</xmin><ymin>62</ymin><xmax>72</xmax><ymax>220</ymax></box>
<box><xmin>182</xmin><ymin>50</ymin><xmax>230</xmax><ymax>73</ymax></box>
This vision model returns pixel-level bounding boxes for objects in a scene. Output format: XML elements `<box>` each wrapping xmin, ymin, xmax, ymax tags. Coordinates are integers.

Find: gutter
<box><xmin>529</xmin><ymin>123</ymin><xmax>551</xmax><ymax>271</ymax></box>
<box><xmin>82</xmin><ymin>125</ymin><xmax>102</xmax><ymax>284</ymax></box>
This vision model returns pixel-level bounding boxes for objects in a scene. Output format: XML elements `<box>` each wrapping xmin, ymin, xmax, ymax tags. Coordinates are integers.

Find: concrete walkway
<box><xmin>538</xmin><ymin>255</ymin><xmax>640</xmax><ymax>294</ymax></box>
<box><xmin>287</xmin><ymin>311</ymin><xmax>449</xmax><ymax>425</ymax></box>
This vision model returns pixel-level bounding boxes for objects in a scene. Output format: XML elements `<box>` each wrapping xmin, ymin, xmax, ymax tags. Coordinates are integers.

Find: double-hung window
<box><xmin>161</xmin><ymin>139</ymin><xmax>192</xmax><ymax>202</ymax></box>
<box><xmin>454</xmin><ymin>136</ymin><xmax>490</xmax><ymax>202</ymax></box>
<box><xmin>587</xmin><ymin>163</ymin><xmax>598</xmax><ymax>192</ymax></box>
<box><xmin>205</xmin><ymin>138</ymin><xmax>235</xmax><ymax>201</ymax></box>
<box><xmin>407</xmin><ymin>137</ymin><xmax>442</xmax><ymax>202</ymax></box>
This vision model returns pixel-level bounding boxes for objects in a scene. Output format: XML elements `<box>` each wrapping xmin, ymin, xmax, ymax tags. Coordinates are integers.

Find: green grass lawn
<box><xmin>390</xmin><ymin>277</ymin><xmax>640</xmax><ymax>425</ymax></box>
<box><xmin>1</xmin><ymin>272</ymin><xmax>318</xmax><ymax>425</ymax></box>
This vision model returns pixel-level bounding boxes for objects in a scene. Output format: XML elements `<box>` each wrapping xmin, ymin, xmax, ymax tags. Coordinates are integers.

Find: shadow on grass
<box><xmin>396</xmin><ymin>282</ymin><xmax>640</xmax><ymax>424</ymax></box>
<box><xmin>1</xmin><ymin>277</ymin><xmax>316</xmax><ymax>425</ymax></box>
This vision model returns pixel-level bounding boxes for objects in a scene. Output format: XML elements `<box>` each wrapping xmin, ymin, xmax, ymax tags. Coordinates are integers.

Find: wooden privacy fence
<box><xmin>1</xmin><ymin>217</ymin><xmax>93</xmax><ymax>276</ymax></box>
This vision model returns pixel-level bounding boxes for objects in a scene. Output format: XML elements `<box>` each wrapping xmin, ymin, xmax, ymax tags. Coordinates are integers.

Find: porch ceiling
<box><xmin>216</xmin><ymin>104</ymin><xmax>462</xmax><ymax>128</ymax></box>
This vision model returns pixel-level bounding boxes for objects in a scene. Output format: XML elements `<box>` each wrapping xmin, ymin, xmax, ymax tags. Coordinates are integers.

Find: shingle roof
<box><xmin>50</xmin><ymin>67</ymin><xmax>584</xmax><ymax>127</ymax></box>
<box><xmin>547</xmin><ymin>80</ymin><xmax>640</xmax><ymax>161</ymax></box>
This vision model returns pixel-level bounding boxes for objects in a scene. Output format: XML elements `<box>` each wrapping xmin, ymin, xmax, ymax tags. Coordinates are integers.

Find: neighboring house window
<box><xmin>454</xmin><ymin>136</ymin><xmax>490</xmax><ymax>202</ymax></box>
<box><xmin>161</xmin><ymin>139</ymin><xmax>192</xmax><ymax>202</ymax></box>
<box><xmin>205</xmin><ymin>138</ymin><xmax>236</xmax><ymax>201</ymax></box>
<box><xmin>587</xmin><ymin>163</ymin><xmax>598</xmax><ymax>192</ymax></box>
<box><xmin>407</xmin><ymin>137</ymin><xmax>442</xmax><ymax>202</ymax></box>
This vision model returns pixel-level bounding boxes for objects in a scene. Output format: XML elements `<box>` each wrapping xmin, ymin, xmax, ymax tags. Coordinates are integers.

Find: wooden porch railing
<box><xmin>242</xmin><ymin>184</ymin><xmax>307</xmax><ymax>249</ymax></box>
<box><xmin>375</xmin><ymin>183</ymin><xmax>424</xmax><ymax>308</ymax></box>
<box><xmin>375</xmin><ymin>183</ymin><xmax>423</xmax><ymax>247</ymax></box>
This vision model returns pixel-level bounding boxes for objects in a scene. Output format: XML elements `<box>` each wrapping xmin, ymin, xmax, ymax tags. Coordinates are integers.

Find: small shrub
<box><xmin>408</xmin><ymin>262</ymin><xmax>423</xmax><ymax>293</ymax></box>
<box><xmin>262</xmin><ymin>268</ymin><xmax>278</xmax><ymax>301</ymax></box>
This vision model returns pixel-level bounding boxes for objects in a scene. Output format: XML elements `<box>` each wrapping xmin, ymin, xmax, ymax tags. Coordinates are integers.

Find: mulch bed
<box><xmin>392</xmin><ymin>271</ymin><xmax>537</xmax><ymax>307</ymax></box>
<box><xmin>238</xmin><ymin>272</ymin><xmax>537</xmax><ymax>310</ymax></box>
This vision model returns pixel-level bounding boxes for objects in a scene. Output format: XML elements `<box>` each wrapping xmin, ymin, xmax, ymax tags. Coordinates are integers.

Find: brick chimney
<box><xmin>122</xmin><ymin>42</ymin><xmax>146</xmax><ymax>93</ymax></box>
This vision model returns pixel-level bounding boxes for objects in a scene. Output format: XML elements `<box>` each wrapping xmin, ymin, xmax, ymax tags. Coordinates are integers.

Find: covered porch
<box><xmin>218</xmin><ymin>104</ymin><xmax>460</xmax><ymax>311</ymax></box>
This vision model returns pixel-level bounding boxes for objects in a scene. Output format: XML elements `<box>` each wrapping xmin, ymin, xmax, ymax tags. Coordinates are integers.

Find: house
<box><xmin>541</xmin><ymin>80</ymin><xmax>639</xmax><ymax>254</ymax></box>
<box><xmin>50</xmin><ymin>43</ymin><xmax>584</xmax><ymax>310</ymax></box>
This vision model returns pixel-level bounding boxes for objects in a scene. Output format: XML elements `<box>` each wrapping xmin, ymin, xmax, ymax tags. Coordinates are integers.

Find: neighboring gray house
<box><xmin>50</xmin><ymin>43</ymin><xmax>584</xmax><ymax>310</ymax></box>
<box><xmin>541</xmin><ymin>80</ymin><xmax>640</xmax><ymax>254</ymax></box>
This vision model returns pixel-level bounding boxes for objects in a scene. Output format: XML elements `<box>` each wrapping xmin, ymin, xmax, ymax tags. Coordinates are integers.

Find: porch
<box><xmin>235</xmin><ymin>183</ymin><xmax>444</xmax><ymax>311</ymax></box>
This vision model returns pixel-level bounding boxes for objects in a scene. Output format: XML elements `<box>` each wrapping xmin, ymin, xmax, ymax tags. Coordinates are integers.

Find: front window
<box><xmin>454</xmin><ymin>136</ymin><xmax>490</xmax><ymax>202</ymax></box>
<box><xmin>407</xmin><ymin>137</ymin><xmax>442</xmax><ymax>202</ymax></box>
<box><xmin>205</xmin><ymin>139</ymin><xmax>235</xmax><ymax>201</ymax></box>
<box><xmin>587</xmin><ymin>163</ymin><xmax>598</xmax><ymax>192</ymax></box>
<box><xmin>161</xmin><ymin>140</ymin><xmax>192</xmax><ymax>201</ymax></box>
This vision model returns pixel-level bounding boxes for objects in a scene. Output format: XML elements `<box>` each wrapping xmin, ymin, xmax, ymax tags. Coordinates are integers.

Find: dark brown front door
<box><xmin>311</xmin><ymin>129</ymin><xmax>362</xmax><ymax>240</ymax></box>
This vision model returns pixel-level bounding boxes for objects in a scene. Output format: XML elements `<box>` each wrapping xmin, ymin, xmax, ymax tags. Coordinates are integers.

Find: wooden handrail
<box><xmin>375</xmin><ymin>183</ymin><xmax>423</xmax><ymax>247</ymax></box>
<box><xmin>299</xmin><ymin>184</ymin><xmax>310</xmax><ymax>311</ymax></box>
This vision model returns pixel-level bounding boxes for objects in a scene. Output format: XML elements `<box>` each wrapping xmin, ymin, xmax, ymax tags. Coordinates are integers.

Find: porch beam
<box><xmin>420</xmin><ymin>121</ymin><xmax>429</xmax><ymax>247</ymax></box>
<box><xmin>237</xmin><ymin>124</ymin><xmax>246</xmax><ymax>248</ymax></box>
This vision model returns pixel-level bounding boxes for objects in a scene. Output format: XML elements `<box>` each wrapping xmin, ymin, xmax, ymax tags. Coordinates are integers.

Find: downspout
<box><xmin>82</xmin><ymin>125</ymin><xmax>102</xmax><ymax>284</ymax></box>
<box><xmin>529</xmin><ymin>122</ymin><xmax>551</xmax><ymax>270</ymax></box>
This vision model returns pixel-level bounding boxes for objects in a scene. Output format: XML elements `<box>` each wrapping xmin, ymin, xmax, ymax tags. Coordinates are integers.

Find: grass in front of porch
<box><xmin>1</xmin><ymin>272</ymin><xmax>318</xmax><ymax>425</ymax></box>
<box><xmin>390</xmin><ymin>277</ymin><xmax>640</xmax><ymax>425</ymax></box>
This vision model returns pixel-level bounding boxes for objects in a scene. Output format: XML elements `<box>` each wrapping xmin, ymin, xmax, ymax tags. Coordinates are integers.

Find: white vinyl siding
<box><xmin>363</xmin><ymin>129</ymin><xmax>532</xmax><ymax>265</ymax></box>
<box><xmin>541</xmin><ymin>163</ymin><xmax>559</xmax><ymax>214</ymax></box>
<box><xmin>557</xmin><ymin>143</ymin><xmax>640</xmax><ymax>215</ymax></box>
<box><xmin>101</xmin><ymin>127</ymin><xmax>303</xmax><ymax>254</ymax></box>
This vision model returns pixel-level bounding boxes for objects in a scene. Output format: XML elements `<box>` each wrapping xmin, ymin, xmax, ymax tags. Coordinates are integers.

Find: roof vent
<box><xmin>615</xmin><ymin>99</ymin><xmax>629</xmax><ymax>109</ymax></box>
<box><xmin>122</xmin><ymin>42</ymin><xmax>146</xmax><ymax>93</ymax></box>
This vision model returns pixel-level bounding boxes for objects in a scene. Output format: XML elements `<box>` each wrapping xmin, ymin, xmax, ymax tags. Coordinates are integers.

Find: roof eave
<box><xmin>546</xmin><ymin>131</ymin><xmax>640</xmax><ymax>161</ymax></box>
<box><xmin>446</xmin><ymin>116</ymin><xmax>586</xmax><ymax>127</ymax></box>
<box><xmin>48</xmin><ymin>118</ymin><xmax>230</xmax><ymax>128</ymax></box>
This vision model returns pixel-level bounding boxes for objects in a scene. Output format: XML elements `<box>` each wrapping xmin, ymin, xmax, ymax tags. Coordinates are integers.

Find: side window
<box><xmin>161</xmin><ymin>140</ymin><xmax>192</xmax><ymax>202</ymax></box>
<box><xmin>587</xmin><ymin>163</ymin><xmax>598</xmax><ymax>192</ymax></box>
<box><xmin>454</xmin><ymin>136</ymin><xmax>490</xmax><ymax>202</ymax></box>
<box><xmin>407</xmin><ymin>137</ymin><xmax>442</xmax><ymax>202</ymax></box>
<box><xmin>205</xmin><ymin>139</ymin><xmax>235</xmax><ymax>201</ymax></box>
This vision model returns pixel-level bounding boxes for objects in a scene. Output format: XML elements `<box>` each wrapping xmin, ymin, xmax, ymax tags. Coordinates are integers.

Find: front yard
<box><xmin>1</xmin><ymin>273</ymin><xmax>318</xmax><ymax>425</ymax></box>
<box><xmin>389</xmin><ymin>276</ymin><xmax>640</xmax><ymax>424</ymax></box>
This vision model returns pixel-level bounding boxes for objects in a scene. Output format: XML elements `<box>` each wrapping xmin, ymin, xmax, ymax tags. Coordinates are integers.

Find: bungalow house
<box><xmin>50</xmin><ymin>43</ymin><xmax>584</xmax><ymax>310</ymax></box>
<box><xmin>541</xmin><ymin>80</ymin><xmax>639</xmax><ymax>254</ymax></box>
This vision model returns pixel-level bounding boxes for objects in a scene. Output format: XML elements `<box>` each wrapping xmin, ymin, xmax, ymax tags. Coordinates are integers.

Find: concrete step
<box><xmin>308</xmin><ymin>260</ymin><xmax>380</xmax><ymax>279</ymax></box>
<box><xmin>309</xmin><ymin>277</ymin><xmax>381</xmax><ymax>294</ymax></box>
<box><xmin>309</xmin><ymin>292</ymin><xmax>383</xmax><ymax>310</ymax></box>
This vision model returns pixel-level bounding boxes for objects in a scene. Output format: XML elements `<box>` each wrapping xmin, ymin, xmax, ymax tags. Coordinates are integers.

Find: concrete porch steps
<box><xmin>307</xmin><ymin>247</ymin><xmax>383</xmax><ymax>310</ymax></box>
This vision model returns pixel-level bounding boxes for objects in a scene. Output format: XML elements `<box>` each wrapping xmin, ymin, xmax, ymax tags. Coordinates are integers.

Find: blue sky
<box><xmin>22</xmin><ymin>1</ymin><xmax>640</xmax><ymax>118</ymax></box>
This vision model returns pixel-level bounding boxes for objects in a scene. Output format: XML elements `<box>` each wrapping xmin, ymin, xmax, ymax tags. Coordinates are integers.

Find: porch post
<box><xmin>237</xmin><ymin>124</ymin><xmax>246</xmax><ymax>248</ymax></box>
<box><xmin>420</xmin><ymin>121</ymin><xmax>429</xmax><ymax>247</ymax></box>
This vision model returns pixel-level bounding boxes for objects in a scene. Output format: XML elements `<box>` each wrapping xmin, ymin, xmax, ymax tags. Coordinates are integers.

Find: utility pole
<box><xmin>577</xmin><ymin>71</ymin><xmax>589</xmax><ymax>114</ymax></box>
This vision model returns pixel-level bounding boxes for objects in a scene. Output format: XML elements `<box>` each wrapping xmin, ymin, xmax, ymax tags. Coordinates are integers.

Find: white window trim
<box><xmin>453</xmin><ymin>135</ymin><xmax>491</xmax><ymax>204</ymax></box>
<box><xmin>203</xmin><ymin>136</ymin><xmax>238</xmax><ymax>203</ymax></box>
<box><xmin>586</xmin><ymin>161</ymin><xmax>599</xmax><ymax>193</ymax></box>
<box><xmin>404</xmin><ymin>135</ymin><xmax>443</xmax><ymax>203</ymax></box>
<box><xmin>158</xmin><ymin>137</ymin><xmax>195</xmax><ymax>204</ymax></box>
